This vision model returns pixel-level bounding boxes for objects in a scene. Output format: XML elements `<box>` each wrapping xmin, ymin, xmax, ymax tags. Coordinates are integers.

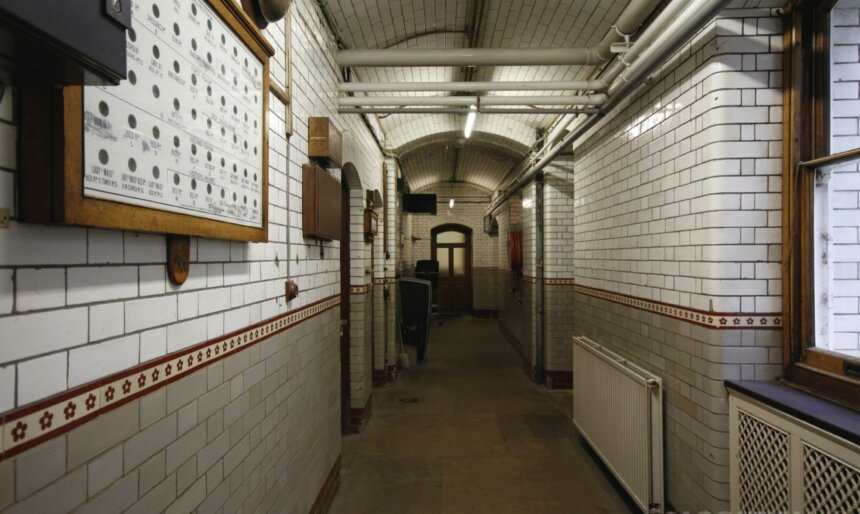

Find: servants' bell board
<box><xmin>82</xmin><ymin>0</ymin><xmax>264</xmax><ymax>228</ymax></box>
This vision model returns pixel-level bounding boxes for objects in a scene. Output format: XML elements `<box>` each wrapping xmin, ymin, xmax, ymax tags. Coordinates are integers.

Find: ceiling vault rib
<box><xmin>381</xmin><ymin>29</ymin><xmax>467</xmax><ymax>49</ymax></box>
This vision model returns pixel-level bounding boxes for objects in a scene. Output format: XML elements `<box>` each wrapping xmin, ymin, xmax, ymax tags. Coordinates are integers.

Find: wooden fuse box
<box><xmin>308</xmin><ymin>117</ymin><xmax>343</xmax><ymax>168</ymax></box>
<box><xmin>302</xmin><ymin>164</ymin><xmax>341</xmax><ymax>240</ymax></box>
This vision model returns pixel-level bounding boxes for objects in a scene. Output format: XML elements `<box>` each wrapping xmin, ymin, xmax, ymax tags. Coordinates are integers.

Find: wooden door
<box><xmin>339</xmin><ymin>178</ymin><xmax>350</xmax><ymax>433</ymax></box>
<box><xmin>432</xmin><ymin>225</ymin><xmax>472</xmax><ymax>313</ymax></box>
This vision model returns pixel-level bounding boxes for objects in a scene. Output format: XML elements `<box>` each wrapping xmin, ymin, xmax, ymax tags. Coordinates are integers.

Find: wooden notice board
<box><xmin>20</xmin><ymin>0</ymin><xmax>275</xmax><ymax>242</ymax></box>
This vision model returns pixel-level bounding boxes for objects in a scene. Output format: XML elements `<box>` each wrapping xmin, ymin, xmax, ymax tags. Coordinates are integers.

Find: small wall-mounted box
<box><xmin>364</xmin><ymin>209</ymin><xmax>378</xmax><ymax>242</ymax></box>
<box><xmin>366</xmin><ymin>189</ymin><xmax>383</xmax><ymax>209</ymax></box>
<box><xmin>302</xmin><ymin>164</ymin><xmax>341</xmax><ymax>241</ymax></box>
<box><xmin>308</xmin><ymin>117</ymin><xmax>343</xmax><ymax>168</ymax></box>
<box><xmin>0</xmin><ymin>0</ymin><xmax>131</xmax><ymax>85</ymax></box>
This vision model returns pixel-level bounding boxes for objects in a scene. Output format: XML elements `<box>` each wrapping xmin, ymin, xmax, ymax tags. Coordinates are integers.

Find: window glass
<box><xmin>438</xmin><ymin>249</ymin><xmax>450</xmax><ymax>276</ymax></box>
<box><xmin>437</xmin><ymin>231</ymin><xmax>466</xmax><ymax>244</ymax></box>
<box><xmin>452</xmin><ymin>247</ymin><xmax>466</xmax><ymax>277</ymax></box>
<box><xmin>813</xmin><ymin>159</ymin><xmax>860</xmax><ymax>359</ymax></box>
<box><xmin>830</xmin><ymin>0</ymin><xmax>860</xmax><ymax>155</ymax></box>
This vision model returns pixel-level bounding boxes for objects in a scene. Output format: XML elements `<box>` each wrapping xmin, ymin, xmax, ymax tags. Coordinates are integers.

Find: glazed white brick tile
<box><xmin>0</xmin><ymin>269</ymin><xmax>11</xmax><ymax>314</ymax></box>
<box><xmin>16</xmin><ymin>268</ymin><xmax>66</xmax><ymax>312</ymax></box>
<box><xmin>139</xmin><ymin>327</ymin><xmax>167</xmax><ymax>363</ymax></box>
<box><xmin>67</xmin><ymin>267</ymin><xmax>138</xmax><ymax>305</ymax></box>
<box><xmin>88</xmin><ymin>229</ymin><xmax>124</xmax><ymax>264</ymax></box>
<box><xmin>166</xmin><ymin>318</ymin><xmax>208</xmax><ymax>354</ymax></box>
<box><xmin>125</xmin><ymin>296</ymin><xmax>177</xmax><ymax>333</ymax></box>
<box><xmin>89</xmin><ymin>302</ymin><xmax>125</xmax><ymax>342</ymax></box>
<box><xmin>139</xmin><ymin>266</ymin><xmax>166</xmax><ymax>297</ymax></box>
<box><xmin>17</xmin><ymin>352</ymin><xmax>67</xmax><ymax>406</ymax></box>
<box><xmin>68</xmin><ymin>334</ymin><xmax>139</xmax><ymax>388</ymax></box>
<box><xmin>0</xmin><ymin>307</ymin><xmax>88</xmax><ymax>364</ymax></box>
<box><xmin>0</xmin><ymin>224</ymin><xmax>87</xmax><ymax>266</ymax></box>
<box><xmin>123</xmin><ymin>233</ymin><xmax>165</xmax><ymax>264</ymax></box>
<box><xmin>0</xmin><ymin>363</ymin><xmax>13</xmax><ymax>412</ymax></box>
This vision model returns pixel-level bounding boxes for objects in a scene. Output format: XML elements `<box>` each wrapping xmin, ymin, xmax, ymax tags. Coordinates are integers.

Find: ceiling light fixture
<box><xmin>463</xmin><ymin>105</ymin><xmax>477</xmax><ymax>138</ymax></box>
<box><xmin>449</xmin><ymin>198</ymin><xmax>455</xmax><ymax>209</ymax></box>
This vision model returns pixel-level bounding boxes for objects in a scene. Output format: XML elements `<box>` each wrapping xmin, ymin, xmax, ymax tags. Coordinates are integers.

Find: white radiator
<box><xmin>572</xmin><ymin>336</ymin><xmax>664</xmax><ymax>514</ymax></box>
<box><xmin>729</xmin><ymin>391</ymin><xmax>860</xmax><ymax>513</ymax></box>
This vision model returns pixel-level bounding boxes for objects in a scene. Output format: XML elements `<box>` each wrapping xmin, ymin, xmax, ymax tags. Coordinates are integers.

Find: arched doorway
<box><xmin>431</xmin><ymin>224</ymin><xmax>472</xmax><ymax>313</ymax></box>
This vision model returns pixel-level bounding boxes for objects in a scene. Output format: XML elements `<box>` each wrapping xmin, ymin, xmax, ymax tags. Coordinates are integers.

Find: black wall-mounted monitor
<box><xmin>403</xmin><ymin>194</ymin><xmax>437</xmax><ymax>215</ymax></box>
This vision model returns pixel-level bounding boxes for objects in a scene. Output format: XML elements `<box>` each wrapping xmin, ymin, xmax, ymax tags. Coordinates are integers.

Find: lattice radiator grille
<box><xmin>737</xmin><ymin>411</ymin><xmax>790</xmax><ymax>513</ymax></box>
<box><xmin>730</xmin><ymin>394</ymin><xmax>860</xmax><ymax>514</ymax></box>
<box><xmin>803</xmin><ymin>444</ymin><xmax>860</xmax><ymax>514</ymax></box>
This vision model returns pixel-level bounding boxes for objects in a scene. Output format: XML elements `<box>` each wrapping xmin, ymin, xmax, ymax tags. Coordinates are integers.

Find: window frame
<box><xmin>784</xmin><ymin>0</ymin><xmax>860</xmax><ymax>405</ymax></box>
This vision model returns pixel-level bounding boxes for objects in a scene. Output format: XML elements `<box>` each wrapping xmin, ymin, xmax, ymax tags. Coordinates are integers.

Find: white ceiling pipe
<box><xmin>591</xmin><ymin>0</ymin><xmax>664</xmax><ymax>62</ymax></box>
<box><xmin>598</xmin><ymin>0</ymin><xmax>692</xmax><ymax>88</ymax></box>
<box><xmin>607</xmin><ymin>0</ymin><xmax>725</xmax><ymax>96</ymax></box>
<box><xmin>339</xmin><ymin>80</ymin><xmax>608</xmax><ymax>92</ymax></box>
<box><xmin>488</xmin><ymin>0</ymin><xmax>735</xmax><ymax>215</ymax></box>
<box><xmin>338</xmin><ymin>47</ymin><xmax>595</xmax><ymax>67</ymax></box>
<box><xmin>339</xmin><ymin>94</ymin><xmax>607</xmax><ymax>107</ymax></box>
<box><xmin>337</xmin><ymin>0</ymin><xmax>663</xmax><ymax>67</ymax></box>
<box><xmin>338</xmin><ymin>107</ymin><xmax>601</xmax><ymax>115</ymax></box>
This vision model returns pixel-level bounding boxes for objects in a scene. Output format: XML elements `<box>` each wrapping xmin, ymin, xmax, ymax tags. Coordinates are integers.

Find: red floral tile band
<box><xmin>0</xmin><ymin>295</ymin><xmax>340</xmax><ymax>462</ymax></box>
<box><xmin>573</xmin><ymin>284</ymin><xmax>781</xmax><ymax>330</ymax></box>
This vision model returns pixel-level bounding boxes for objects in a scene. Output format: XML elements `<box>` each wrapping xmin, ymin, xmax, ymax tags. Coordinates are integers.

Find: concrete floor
<box><xmin>330</xmin><ymin>316</ymin><xmax>636</xmax><ymax>514</ymax></box>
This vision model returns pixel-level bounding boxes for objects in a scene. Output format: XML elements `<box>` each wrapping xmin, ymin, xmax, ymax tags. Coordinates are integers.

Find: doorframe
<box><xmin>431</xmin><ymin>223</ymin><xmax>473</xmax><ymax>312</ymax></box>
<box><xmin>339</xmin><ymin>173</ymin><xmax>351</xmax><ymax>433</ymax></box>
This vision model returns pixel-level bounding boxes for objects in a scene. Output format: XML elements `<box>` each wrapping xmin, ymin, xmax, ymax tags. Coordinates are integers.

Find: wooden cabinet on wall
<box><xmin>308</xmin><ymin>117</ymin><xmax>343</xmax><ymax>168</ymax></box>
<box><xmin>302</xmin><ymin>164</ymin><xmax>341</xmax><ymax>240</ymax></box>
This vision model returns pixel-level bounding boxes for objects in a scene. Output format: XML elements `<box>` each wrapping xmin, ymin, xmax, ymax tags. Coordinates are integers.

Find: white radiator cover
<box><xmin>729</xmin><ymin>391</ymin><xmax>860</xmax><ymax>513</ymax></box>
<box><xmin>572</xmin><ymin>336</ymin><xmax>664</xmax><ymax>514</ymax></box>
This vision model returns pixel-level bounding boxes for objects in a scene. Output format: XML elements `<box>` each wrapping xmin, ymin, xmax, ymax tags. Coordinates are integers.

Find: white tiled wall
<box><xmin>407</xmin><ymin>182</ymin><xmax>499</xmax><ymax>311</ymax></box>
<box><xmin>569</xmin><ymin>7</ymin><xmax>785</xmax><ymax>512</ymax></box>
<box><xmin>0</xmin><ymin>0</ymin><xmax>385</xmax><ymax>416</ymax></box>
<box><xmin>572</xmin><ymin>10</ymin><xmax>784</xmax><ymax>316</ymax></box>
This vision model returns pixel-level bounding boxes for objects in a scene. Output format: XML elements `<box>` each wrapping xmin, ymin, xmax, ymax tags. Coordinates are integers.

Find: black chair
<box><xmin>398</xmin><ymin>277</ymin><xmax>432</xmax><ymax>363</ymax></box>
<box><xmin>414</xmin><ymin>260</ymin><xmax>440</xmax><ymax>324</ymax></box>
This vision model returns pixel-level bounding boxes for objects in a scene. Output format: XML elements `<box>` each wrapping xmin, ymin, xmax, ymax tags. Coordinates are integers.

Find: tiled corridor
<box><xmin>331</xmin><ymin>317</ymin><xmax>633</xmax><ymax>514</ymax></box>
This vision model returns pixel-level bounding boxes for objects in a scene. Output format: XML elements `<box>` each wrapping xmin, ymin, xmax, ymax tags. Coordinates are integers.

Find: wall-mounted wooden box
<box><xmin>364</xmin><ymin>209</ymin><xmax>378</xmax><ymax>242</ymax></box>
<box><xmin>302</xmin><ymin>164</ymin><xmax>341</xmax><ymax>240</ymax></box>
<box><xmin>308</xmin><ymin>117</ymin><xmax>343</xmax><ymax>168</ymax></box>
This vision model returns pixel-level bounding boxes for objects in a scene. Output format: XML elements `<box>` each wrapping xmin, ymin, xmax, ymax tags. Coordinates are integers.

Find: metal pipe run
<box><xmin>338</xmin><ymin>47</ymin><xmax>595</xmax><ymax>67</ymax></box>
<box><xmin>488</xmin><ymin>0</ymin><xmax>735</xmax><ymax>215</ymax></box>
<box><xmin>339</xmin><ymin>80</ymin><xmax>607</xmax><ymax>93</ymax></box>
<box><xmin>339</xmin><ymin>94</ymin><xmax>607</xmax><ymax>107</ymax></box>
<box><xmin>338</xmin><ymin>107</ymin><xmax>600</xmax><ymax>115</ymax></box>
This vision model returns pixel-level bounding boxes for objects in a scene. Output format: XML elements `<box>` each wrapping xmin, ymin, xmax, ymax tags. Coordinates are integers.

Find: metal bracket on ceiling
<box><xmin>610</xmin><ymin>25</ymin><xmax>635</xmax><ymax>66</ymax></box>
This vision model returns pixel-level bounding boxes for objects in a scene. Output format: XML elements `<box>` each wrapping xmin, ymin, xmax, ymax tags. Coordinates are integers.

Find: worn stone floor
<box><xmin>330</xmin><ymin>316</ymin><xmax>635</xmax><ymax>514</ymax></box>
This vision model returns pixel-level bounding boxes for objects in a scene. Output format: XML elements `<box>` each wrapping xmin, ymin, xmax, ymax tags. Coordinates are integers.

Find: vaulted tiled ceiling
<box><xmin>321</xmin><ymin>0</ymin><xmax>632</xmax><ymax>190</ymax></box>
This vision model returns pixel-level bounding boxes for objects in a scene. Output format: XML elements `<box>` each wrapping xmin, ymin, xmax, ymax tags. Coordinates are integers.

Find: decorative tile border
<box><xmin>545</xmin><ymin>278</ymin><xmax>576</xmax><ymax>285</ymax></box>
<box><xmin>371</xmin><ymin>277</ymin><xmax>395</xmax><ymax>285</ymax></box>
<box><xmin>574</xmin><ymin>284</ymin><xmax>782</xmax><ymax>330</ymax></box>
<box><xmin>0</xmin><ymin>295</ymin><xmax>340</xmax><ymax>461</ymax></box>
<box><xmin>349</xmin><ymin>285</ymin><xmax>368</xmax><ymax>295</ymax></box>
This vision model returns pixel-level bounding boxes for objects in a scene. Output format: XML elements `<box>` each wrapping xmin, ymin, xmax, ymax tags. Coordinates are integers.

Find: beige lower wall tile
<box><xmin>3</xmin><ymin>308</ymin><xmax>341</xmax><ymax>514</ymax></box>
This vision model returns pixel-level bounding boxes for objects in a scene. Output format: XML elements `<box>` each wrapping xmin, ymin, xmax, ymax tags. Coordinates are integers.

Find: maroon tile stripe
<box><xmin>0</xmin><ymin>295</ymin><xmax>340</xmax><ymax>461</ymax></box>
<box><xmin>573</xmin><ymin>283</ymin><xmax>782</xmax><ymax>330</ymax></box>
